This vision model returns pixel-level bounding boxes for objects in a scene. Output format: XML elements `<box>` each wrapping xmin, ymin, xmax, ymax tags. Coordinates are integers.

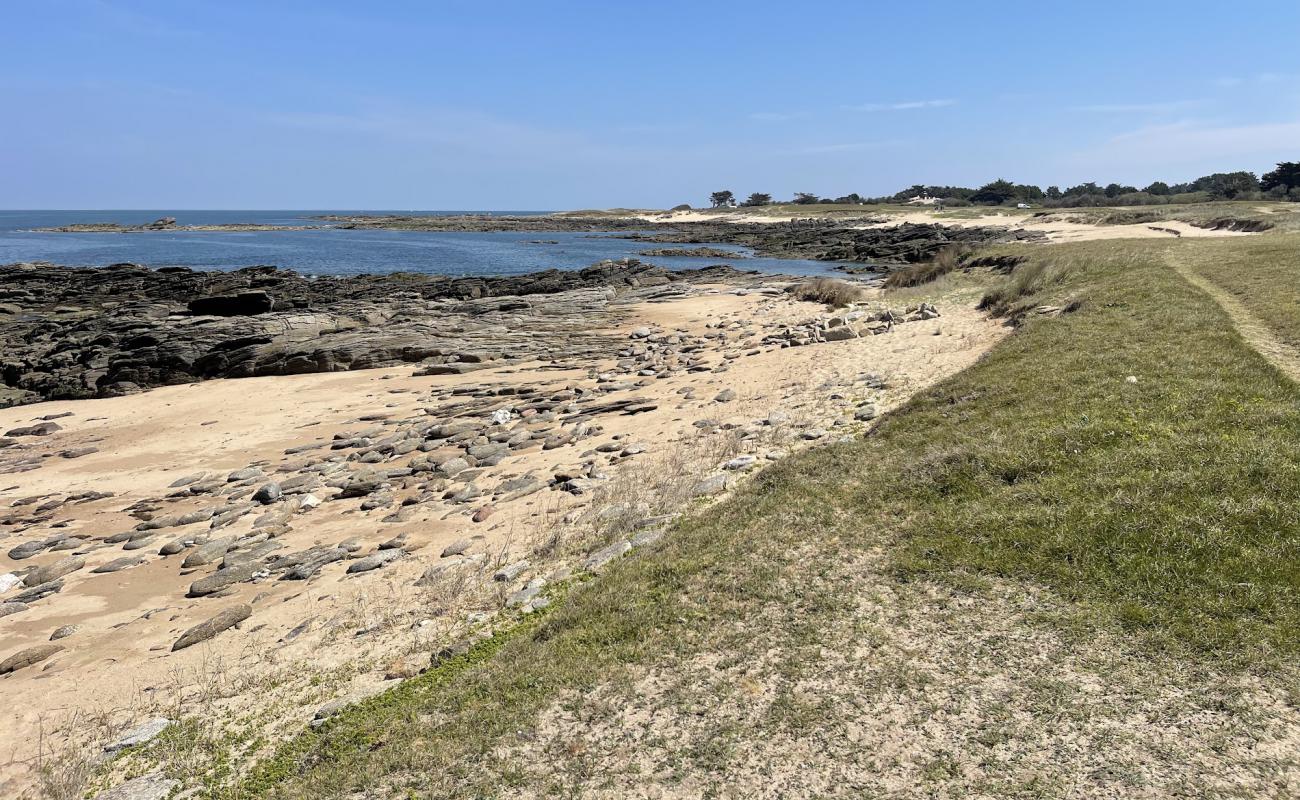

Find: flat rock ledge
<box><xmin>0</xmin><ymin>259</ymin><xmax>760</xmax><ymax>406</ymax></box>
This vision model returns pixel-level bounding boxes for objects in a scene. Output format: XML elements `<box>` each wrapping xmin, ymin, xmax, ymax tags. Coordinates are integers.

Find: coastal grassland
<box><xmin>1175</xmin><ymin>234</ymin><xmax>1300</xmax><ymax>350</ymax></box>
<box><xmin>1035</xmin><ymin>200</ymin><xmax>1300</xmax><ymax>232</ymax></box>
<box><xmin>227</xmin><ymin>236</ymin><xmax>1300</xmax><ymax>798</ymax></box>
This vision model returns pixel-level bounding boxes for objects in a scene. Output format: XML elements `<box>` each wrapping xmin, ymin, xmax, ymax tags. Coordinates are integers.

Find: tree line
<box><xmin>706</xmin><ymin>161</ymin><xmax>1300</xmax><ymax>209</ymax></box>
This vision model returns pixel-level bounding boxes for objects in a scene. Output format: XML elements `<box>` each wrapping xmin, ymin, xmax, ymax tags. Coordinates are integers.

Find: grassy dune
<box><xmin>222</xmin><ymin>234</ymin><xmax>1300</xmax><ymax>798</ymax></box>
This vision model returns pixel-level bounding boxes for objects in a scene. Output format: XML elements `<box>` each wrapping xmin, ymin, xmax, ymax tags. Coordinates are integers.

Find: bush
<box><xmin>1099</xmin><ymin>209</ymin><xmax>1164</xmax><ymax>226</ymax></box>
<box><xmin>790</xmin><ymin>278</ymin><xmax>866</xmax><ymax>307</ymax></box>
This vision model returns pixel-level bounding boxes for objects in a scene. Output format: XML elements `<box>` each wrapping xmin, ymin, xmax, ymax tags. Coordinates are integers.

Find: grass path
<box><xmin>1168</xmin><ymin>251</ymin><xmax>1300</xmax><ymax>382</ymax></box>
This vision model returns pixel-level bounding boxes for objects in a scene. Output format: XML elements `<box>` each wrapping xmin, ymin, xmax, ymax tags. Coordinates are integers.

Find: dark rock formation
<box><xmin>0</xmin><ymin>260</ymin><xmax>759</xmax><ymax>406</ymax></box>
<box><xmin>637</xmin><ymin>247</ymin><xmax>744</xmax><ymax>259</ymax></box>
<box><xmin>622</xmin><ymin>221</ymin><xmax>1048</xmax><ymax>265</ymax></box>
<box><xmin>188</xmin><ymin>291</ymin><xmax>275</xmax><ymax>316</ymax></box>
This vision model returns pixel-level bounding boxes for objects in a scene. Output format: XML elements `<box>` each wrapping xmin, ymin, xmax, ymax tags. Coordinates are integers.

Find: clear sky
<box><xmin>3</xmin><ymin>0</ymin><xmax>1298</xmax><ymax>209</ymax></box>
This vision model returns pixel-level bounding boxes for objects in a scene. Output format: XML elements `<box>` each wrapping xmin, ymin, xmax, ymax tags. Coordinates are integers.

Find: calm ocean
<box><xmin>0</xmin><ymin>210</ymin><xmax>846</xmax><ymax>277</ymax></box>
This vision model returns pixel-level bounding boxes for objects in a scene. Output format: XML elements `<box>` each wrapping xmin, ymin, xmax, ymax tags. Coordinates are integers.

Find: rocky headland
<box><xmin>619</xmin><ymin>220</ymin><xmax>1048</xmax><ymax>265</ymax></box>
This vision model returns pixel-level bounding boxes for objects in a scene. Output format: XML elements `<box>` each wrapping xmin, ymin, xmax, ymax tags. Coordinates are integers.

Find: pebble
<box><xmin>50</xmin><ymin>624</ymin><xmax>79</xmax><ymax>640</ymax></box>
<box><xmin>345</xmin><ymin>549</ymin><xmax>406</xmax><ymax>574</ymax></box>
<box><xmin>440</xmin><ymin>538</ymin><xmax>472</xmax><ymax>557</ymax></box>
<box><xmin>493</xmin><ymin>560</ymin><xmax>530</xmax><ymax>582</ymax></box>
<box><xmin>854</xmin><ymin>404</ymin><xmax>878</xmax><ymax>421</ymax></box>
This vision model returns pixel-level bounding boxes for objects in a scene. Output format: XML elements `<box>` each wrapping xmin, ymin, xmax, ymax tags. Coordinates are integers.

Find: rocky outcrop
<box><xmin>0</xmin><ymin>260</ymin><xmax>759</xmax><ymax>406</ymax></box>
<box><xmin>636</xmin><ymin>247</ymin><xmax>744</xmax><ymax>259</ymax></box>
<box><xmin>622</xmin><ymin>221</ymin><xmax>1047</xmax><ymax>265</ymax></box>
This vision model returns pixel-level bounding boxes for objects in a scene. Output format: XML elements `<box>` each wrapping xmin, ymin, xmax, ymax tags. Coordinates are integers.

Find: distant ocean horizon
<box><xmin>0</xmin><ymin>210</ymin><xmax>847</xmax><ymax>278</ymax></box>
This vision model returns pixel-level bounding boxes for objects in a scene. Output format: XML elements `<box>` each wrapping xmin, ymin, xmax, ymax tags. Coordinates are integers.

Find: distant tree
<box><xmin>971</xmin><ymin>179</ymin><xmax>1018</xmax><ymax>205</ymax></box>
<box><xmin>1261</xmin><ymin>162</ymin><xmax>1300</xmax><ymax>194</ymax></box>
<box><xmin>832</xmin><ymin>193</ymin><xmax>864</xmax><ymax>204</ymax></box>
<box><xmin>1191</xmin><ymin>171</ymin><xmax>1259</xmax><ymax>199</ymax></box>
<box><xmin>1014</xmin><ymin>184</ymin><xmax>1045</xmax><ymax>201</ymax></box>
<box><xmin>1064</xmin><ymin>182</ymin><xmax>1102</xmax><ymax>197</ymax></box>
<box><xmin>1045</xmin><ymin>186</ymin><xmax>1062</xmax><ymax>200</ymax></box>
<box><xmin>1143</xmin><ymin>181</ymin><xmax>1171</xmax><ymax>196</ymax></box>
<box><xmin>792</xmin><ymin>192</ymin><xmax>820</xmax><ymax>205</ymax></box>
<box><xmin>740</xmin><ymin>192</ymin><xmax>772</xmax><ymax>207</ymax></box>
<box><xmin>709</xmin><ymin>190</ymin><xmax>735</xmax><ymax>208</ymax></box>
<box><xmin>1104</xmin><ymin>183</ymin><xmax>1138</xmax><ymax>198</ymax></box>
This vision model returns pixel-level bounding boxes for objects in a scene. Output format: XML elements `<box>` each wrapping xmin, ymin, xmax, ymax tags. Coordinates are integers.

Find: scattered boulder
<box><xmin>23</xmin><ymin>556</ymin><xmax>85</xmax><ymax>587</ymax></box>
<box><xmin>346</xmin><ymin>549</ymin><xmax>405</xmax><ymax>574</ymax></box>
<box><xmin>171</xmin><ymin>604</ymin><xmax>252</xmax><ymax>651</ymax></box>
<box><xmin>252</xmin><ymin>482</ymin><xmax>283</xmax><ymax>504</ymax></box>
<box><xmin>0</xmin><ymin>644</ymin><xmax>63</xmax><ymax>674</ymax></box>
<box><xmin>104</xmin><ymin>717</ymin><xmax>172</xmax><ymax>753</ymax></box>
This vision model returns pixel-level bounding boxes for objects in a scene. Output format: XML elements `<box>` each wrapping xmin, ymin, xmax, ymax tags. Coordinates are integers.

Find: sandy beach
<box><xmin>0</xmin><ymin>278</ymin><xmax>1004</xmax><ymax>792</ymax></box>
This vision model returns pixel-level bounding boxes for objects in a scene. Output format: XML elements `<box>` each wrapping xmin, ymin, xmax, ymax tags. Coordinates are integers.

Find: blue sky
<box><xmin>3</xmin><ymin>0</ymin><xmax>1299</xmax><ymax>209</ymax></box>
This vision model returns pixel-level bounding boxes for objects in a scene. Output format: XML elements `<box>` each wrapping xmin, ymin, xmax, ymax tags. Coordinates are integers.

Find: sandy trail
<box><xmin>0</xmin><ymin>284</ymin><xmax>1006</xmax><ymax>793</ymax></box>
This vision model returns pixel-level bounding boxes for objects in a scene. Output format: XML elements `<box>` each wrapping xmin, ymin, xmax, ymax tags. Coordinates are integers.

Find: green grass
<box><xmin>223</xmin><ymin>235</ymin><xmax>1300</xmax><ymax>798</ymax></box>
<box><xmin>1178</xmin><ymin>235</ymin><xmax>1300</xmax><ymax>348</ymax></box>
<box><xmin>890</xmin><ymin>237</ymin><xmax>1300</xmax><ymax>652</ymax></box>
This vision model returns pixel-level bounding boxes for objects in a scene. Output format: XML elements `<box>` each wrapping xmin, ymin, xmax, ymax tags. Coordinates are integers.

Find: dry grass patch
<box><xmin>883</xmin><ymin>245</ymin><xmax>973</xmax><ymax>289</ymax></box>
<box><xmin>789</xmin><ymin>277</ymin><xmax>866</xmax><ymax>308</ymax></box>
